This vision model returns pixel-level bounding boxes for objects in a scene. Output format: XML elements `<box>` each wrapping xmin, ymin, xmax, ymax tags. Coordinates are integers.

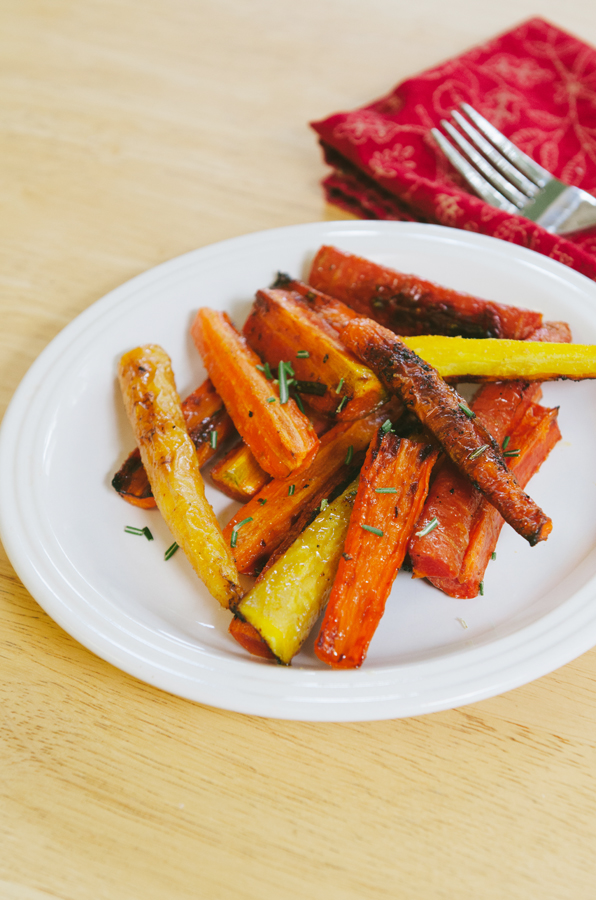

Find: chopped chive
<box><xmin>468</xmin><ymin>443</ymin><xmax>489</xmax><ymax>461</ymax></box>
<box><xmin>258</xmin><ymin>498</ymin><xmax>267</xmax><ymax>505</ymax></box>
<box><xmin>479</xmin><ymin>581</ymin><xmax>484</xmax><ymax>596</ymax></box>
<box><xmin>296</xmin><ymin>350</ymin><xmax>310</xmax><ymax>358</ymax></box>
<box><xmin>230</xmin><ymin>516</ymin><xmax>253</xmax><ymax>548</ymax></box>
<box><xmin>336</xmin><ymin>395</ymin><xmax>348</xmax><ymax>414</ymax></box>
<box><xmin>320</xmin><ymin>499</ymin><xmax>329</xmax><ymax>511</ymax></box>
<box><xmin>335</xmin><ymin>377</ymin><xmax>345</xmax><ymax>394</ymax></box>
<box><xmin>361</xmin><ymin>524</ymin><xmax>384</xmax><ymax>537</ymax></box>
<box><xmin>288</xmin><ymin>484</ymin><xmax>295</xmax><ymax>496</ymax></box>
<box><xmin>416</xmin><ymin>516</ymin><xmax>439</xmax><ymax>538</ymax></box>
<box><xmin>502</xmin><ymin>435</ymin><xmax>510</xmax><ymax>450</ymax></box>
<box><xmin>266</xmin><ymin>397</ymin><xmax>276</xmax><ymax>403</ymax></box>
<box><xmin>164</xmin><ymin>542</ymin><xmax>179</xmax><ymax>561</ymax></box>
<box><xmin>323</xmin><ymin>354</ymin><xmax>329</xmax><ymax>363</ymax></box>
<box><xmin>210</xmin><ymin>430</ymin><xmax>218</xmax><ymax>450</ymax></box>
<box><xmin>124</xmin><ymin>526</ymin><xmax>145</xmax><ymax>535</ymax></box>
<box><xmin>293</xmin><ymin>391</ymin><xmax>305</xmax><ymax>413</ymax></box>
<box><xmin>381</xmin><ymin>418</ymin><xmax>393</xmax><ymax>434</ymax></box>
<box><xmin>491</xmin><ymin>551</ymin><xmax>497</xmax><ymax>561</ymax></box>
<box><xmin>458</xmin><ymin>401</ymin><xmax>476</xmax><ymax>419</ymax></box>
<box><xmin>264</xmin><ymin>361</ymin><xmax>273</xmax><ymax>380</ymax></box>
<box><xmin>142</xmin><ymin>526</ymin><xmax>154</xmax><ymax>541</ymax></box>
<box><xmin>344</xmin><ymin>445</ymin><xmax>354</xmax><ymax>465</ymax></box>
<box><xmin>279</xmin><ymin>361</ymin><xmax>289</xmax><ymax>404</ymax></box>
<box><xmin>375</xmin><ymin>487</ymin><xmax>397</xmax><ymax>493</ymax></box>
<box><xmin>503</xmin><ymin>449</ymin><xmax>521</xmax><ymax>457</ymax></box>
<box><xmin>256</xmin><ymin>364</ymin><xmax>265</xmax><ymax>372</ymax></box>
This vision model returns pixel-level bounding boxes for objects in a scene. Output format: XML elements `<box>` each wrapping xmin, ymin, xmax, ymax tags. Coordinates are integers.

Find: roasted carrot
<box><xmin>271</xmin><ymin>273</ymin><xmax>358</xmax><ymax>333</ymax></box>
<box><xmin>191</xmin><ymin>308</ymin><xmax>319</xmax><ymax>479</ymax></box>
<box><xmin>242</xmin><ymin>288</ymin><xmax>387</xmax><ymax>419</ymax></box>
<box><xmin>223</xmin><ymin>404</ymin><xmax>400</xmax><ymax>575</ymax></box>
<box><xmin>309</xmin><ymin>245</ymin><xmax>543</xmax><ymax>338</ymax></box>
<box><xmin>210</xmin><ymin>440</ymin><xmax>271</xmax><ymax>502</ymax></box>
<box><xmin>118</xmin><ymin>345</ymin><xmax>242</xmax><ymax>609</ymax></box>
<box><xmin>228</xmin><ymin>617</ymin><xmax>276</xmax><ymax>660</ymax></box>
<box><xmin>341</xmin><ymin>317</ymin><xmax>552</xmax><ymax>546</ymax></box>
<box><xmin>112</xmin><ymin>378</ymin><xmax>235</xmax><ymax>507</ymax></box>
<box><xmin>408</xmin><ymin>380</ymin><xmax>543</xmax><ymax>579</ymax></box>
<box><xmin>315</xmin><ymin>428</ymin><xmax>439</xmax><ymax>669</ymax></box>
<box><xmin>429</xmin><ymin>403</ymin><xmax>561</xmax><ymax>598</ymax></box>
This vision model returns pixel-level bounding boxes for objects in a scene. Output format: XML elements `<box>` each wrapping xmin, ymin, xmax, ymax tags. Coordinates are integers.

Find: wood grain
<box><xmin>2</xmin><ymin>2</ymin><xmax>596</xmax><ymax>898</ymax></box>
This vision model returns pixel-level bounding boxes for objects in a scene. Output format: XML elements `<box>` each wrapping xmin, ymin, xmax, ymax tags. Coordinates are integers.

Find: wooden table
<box><xmin>2</xmin><ymin>3</ymin><xmax>596</xmax><ymax>898</ymax></box>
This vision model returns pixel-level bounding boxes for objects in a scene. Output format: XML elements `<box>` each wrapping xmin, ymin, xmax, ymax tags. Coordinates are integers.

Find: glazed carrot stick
<box><xmin>340</xmin><ymin>317</ymin><xmax>552</xmax><ymax>546</ymax></box>
<box><xmin>408</xmin><ymin>380</ymin><xmax>543</xmax><ymax>579</ymax></box>
<box><xmin>243</xmin><ymin>288</ymin><xmax>387</xmax><ymax>420</ymax></box>
<box><xmin>118</xmin><ymin>344</ymin><xmax>242</xmax><ymax>609</ymax></box>
<box><xmin>223</xmin><ymin>404</ymin><xmax>400</xmax><ymax>575</ymax></box>
<box><xmin>429</xmin><ymin>402</ymin><xmax>561</xmax><ymax>598</ymax></box>
<box><xmin>309</xmin><ymin>245</ymin><xmax>543</xmax><ymax>338</ymax></box>
<box><xmin>191</xmin><ymin>308</ymin><xmax>319</xmax><ymax>479</ymax></box>
<box><xmin>210</xmin><ymin>439</ymin><xmax>271</xmax><ymax>502</ymax></box>
<box><xmin>112</xmin><ymin>378</ymin><xmax>236</xmax><ymax>507</ymax></box>
<box><xmin>315</xmin><ymin>428</ymin><xmax>439</xmax><ymax>669</ymax></box>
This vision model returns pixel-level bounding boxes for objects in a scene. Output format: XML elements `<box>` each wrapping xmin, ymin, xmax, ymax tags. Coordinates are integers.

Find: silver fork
<box><xmin>431</xmin><ymin>103</ymin><xmax>596</xmax><ymax>235</ymax></box>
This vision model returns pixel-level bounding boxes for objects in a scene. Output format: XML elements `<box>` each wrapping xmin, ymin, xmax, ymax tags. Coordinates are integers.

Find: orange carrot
<box><xmin>191</xmin><ymin>308</ymin><xmax>319</xmax><ymax>479</ymax></box>
<box><xmin>228</xmin><ymin>617</ymin><xmax>276</xmax><ymax>660</ymax></box>
<box><xmin>429</xmin><ymin>403</ymin><xmax>561</xmax><ymax>598</ymax></box>
<box><xmin>309</xmin><ymin>245</ymin><xmax>543</xmax><ymax>338</ymax></box>
<box><xmin>223</xmin><ymin>404</ymin><xmax>400</xmax><ymax>575</ymax></box>
<box><xmin>243</xmin><ymin>288</ymin><xmax>387</xmax><ymax>420</ymax></box>
<box><xmin>408</xmin><ymin>381</ymin><xmax>542</xmax><ymax>579</ymax></box>
<box><xmin>315</xmin><ymin>428</ymin><xmax>439</xmax><ymax>669</ymax></box>
<box><xmin>340</xmin><ymin>317</ymin><xmax>552</xmax><ymax>547</ymax></box>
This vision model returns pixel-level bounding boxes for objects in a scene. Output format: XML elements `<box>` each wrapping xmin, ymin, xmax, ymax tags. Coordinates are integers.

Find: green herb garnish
<box><xmin>296</xmin><ymin>350</ymin><xmax>310</xmax><ymax>358</ymax></box>
<box><xmin>416</xmin><ymin>517</ymin><xmax>439</xmax><ymax>538</ymax></box>
<box><xmin>164</xmin><ymin>542</ymin><xmax>179</xmax><ymax>560</ymax></box>
<box><xmin>502</xmin><ymin>435</ymin><xmax>510</xmax><ymax>450</ymax></box>
<box><xmin>345</xmin><ymin>445</ymin><xmax>354</xmax><ymax>465</ymax></box>
<box><xmin>375</xmin><ymin>487</ymin><xmax>397</xmax><ymax>493</ymax></box>
<box><xmin>503</xmin><ymin>449</ymin><xmax>521</xmax><ymax>457</ymax></box>
<box><xmin>320</xmin><ymin>499</ymin><xmax>329</xmax><ymax>511</ymax></box>
<box><xmin>266</xmin><ymin>397</ymin><xmax>276</xmax><ymax>403</ymax></box>
<box><xmin>124</xmin><ymin>525</ymin><xmax>154</xmax><ymax>541</ymax></box>
<box><xmin>336</xmin><ymin>395</ymin><xmax>348</xmax><ymax>414</ymax></box>
<box><xmin>361</xmin><ymin>524</ymin><xmax>384</xmax><ymax>537</ymax></box>
<box><xmin>278</xmin><ymin>361</ymin><xmax>289</xmax><ymax>404</ymax></box>
<box><xmin>468</xmin><ymin>444</ymin><xmax>489</xmax><ymax>461</ymax></box>
<box><xmin>458</xmin><ymin>402</ymin><xmax>476</xmax><ymax>419</ymax></box>
<box><xmin>335</xmin><ymin>377</ymin><xmax>344</xmax><ymax>394</ymax></box>
<box><xmin>381</xmin><ymin>419</ymin><xmax>393</xmax><ymax>434</ymax></box>
<box><xmin>230</xmin><ymin>517</ymin><xmax>253</xmax><ymax>548</ymax></box>
<box><xmin>479</xmin><ymin>581</ymin><xmax>484</xmax><ymax>596</ymax></box>
<box><xmin>210</xmin><ymin>430</ymin><xmax>218</xmax><ymax>450</ymax></box>
<box><xmin>288</xmin><ymin>484</ymin><xmax>295</xmax><ymax>496</ymax></box>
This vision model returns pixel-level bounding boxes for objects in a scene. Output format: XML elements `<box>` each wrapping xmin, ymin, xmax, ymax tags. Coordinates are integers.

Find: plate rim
<box><xmin>2</xmin><ymin>219</ymin><xmax>596</xmax><ymax>721</ymax></box>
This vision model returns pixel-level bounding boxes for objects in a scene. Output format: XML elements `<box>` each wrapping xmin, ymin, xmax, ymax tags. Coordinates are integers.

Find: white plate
<box><xmin>2</xmin><ymin>221</ymin><xmax>596</xmax><ymax>721</ymax></box>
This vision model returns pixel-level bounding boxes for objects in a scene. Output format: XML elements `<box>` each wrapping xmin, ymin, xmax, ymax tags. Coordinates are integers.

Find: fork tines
<box><xmin>431</xmin><ymin>103</ymin><xmax>552</xmax><ymax>213</ymax></box>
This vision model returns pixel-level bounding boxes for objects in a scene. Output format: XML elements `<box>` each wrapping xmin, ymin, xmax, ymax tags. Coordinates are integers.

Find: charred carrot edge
<box><xmin>242</xmin><ymin>289</ymin><xmax>388</xmax><ymax>420</ymax></box>
<box><xmin>118</xmin><ymin>345</ymin><xmax>242</xmax><ymax>609</ymax></box>
<box><xmin>228</xmin><ymin>617</ymin><xmax>277</xmax><ymax>660</ymax></box>
<box><xmin>315</xmin><ymin>428</ymin><xmax>439</xmax><ymax>669</ymax></box>
<box><xmin>408</xmin><ymin>381</ymin><xmax>543</xmax><ymax>579</ymax></box>
<box><xmin>191</xmin><ymin>308</ymin><xmax>319</xmax><ymax>479</ymax></box>
<box><xmin>309</xmin><ymin>245</ymin><xmax>543</xmax><ymax>339</ymax></box>
<box><xmin>340</xmin><ymin>318</ymin><xmax>552</xmax><ymax>546</ymax></box>
<box><xmin>112</xmin><ymin>378</ymin><xmax>235</xmax><ymax>507</ymax></box>
<box><xmin>210</xmin><ymin>440</ymin><xmax>271</xmax><ymax>502</ymax></box>
<box><xmin>429</xmin><ymin>404</ymin><xmax>561</xmax><ymax>598</ymax></box>
<box><xmin>223</xmin><ymin>403</ymin><xmax>400</xmax><ymax>575</ymax></box>
<box><xmin>271</xmin><ymin>274</ymin><xmax>358</xmax><ymax>333</ymax></box>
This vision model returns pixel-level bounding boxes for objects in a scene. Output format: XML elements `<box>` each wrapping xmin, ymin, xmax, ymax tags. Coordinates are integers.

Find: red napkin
<box><xmin>311</xmin><ymin>18</ymin><xmax>596</xmax><ymax>281</ymax></box>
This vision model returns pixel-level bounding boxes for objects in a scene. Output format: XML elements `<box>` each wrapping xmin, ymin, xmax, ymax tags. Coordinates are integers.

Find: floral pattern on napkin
<box><xmin>311</xmin><ymin>18</ymin><xmax>596</xmax><ymax>280</ymax></box>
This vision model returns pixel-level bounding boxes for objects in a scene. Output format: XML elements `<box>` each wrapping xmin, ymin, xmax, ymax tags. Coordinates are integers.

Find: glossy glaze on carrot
<box><xmin>315</xmin><ymin>428</ymin><xmax>438</xmax><ymax>669</ymax></box>
<box><xmin>429</xmin><ymin>403</ymin><xmax>561</xmax><ymax>598</ymax></box>
<box><xmin>408</xmin><ymin>381</ymin><xmax>543</xmax><ymax>579</ymax></box>
<box><xmin>223</xmin><ymin>404</ymin><xmax>399</xmax><ymax>575</ymax></box>
<box><xmin>191</xmin><ymin>308</ymin><xmax>319</xmax><ymax>479</ymax></box>
<box><xmin>309</xmin><ymin>245</ymin><xmax>543</xmax><ymax>339</ymax></box>
<box><xmin>112</xmin><ymin>378</ymin><xmax>235</xmax><ymax>507</ymax></box>
<box><xmin>340</xmin><ymin>317</ymin><xmax>552</xmax><ymax>546</ymax></box>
